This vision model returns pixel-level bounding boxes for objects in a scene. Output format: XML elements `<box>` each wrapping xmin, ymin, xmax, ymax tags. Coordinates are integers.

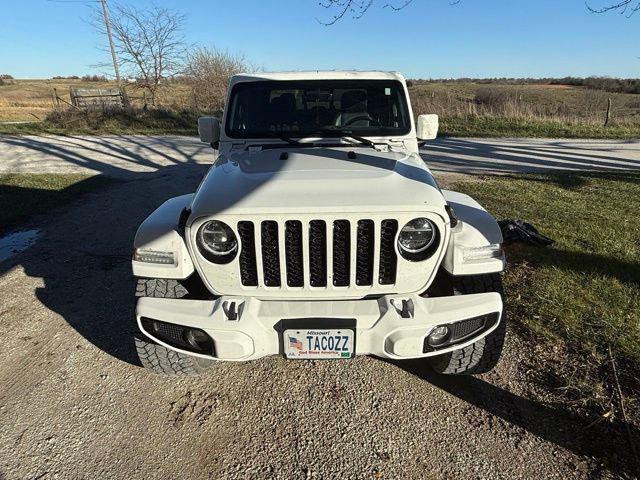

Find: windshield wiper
<box><xmin>246</xmin><ymin>132</ymin><xmax>389</xmax><ymax>150</ymax></box>
<box><xmin>311</xmin><ymin>129</ymin><xmax>389</xmax><ymax>150</ymax></box>
<box><xmin>275</xmin><ymin>135</ymin><xmax>304</xmax><ymax>146</ymax></box>
<box><xmin>245</xmin><ymin>135</ymin><xmax>309</xmax><ymax>150</ymax></box>
<box><xmin>342</xmin><ymin>134</ymin><xmax>377</xmax><ymax>148</ymax></box>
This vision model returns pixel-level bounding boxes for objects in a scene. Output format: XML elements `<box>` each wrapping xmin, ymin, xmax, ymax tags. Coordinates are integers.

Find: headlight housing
<box><xmin>197</xmin><ymin>220</ymin><xmax>238</xmax><ymax>263</ymax></box>
<box><xmin>397</xmin><ymin>217</ymin><xmax>439</xmax><ymax>261</ymax></box>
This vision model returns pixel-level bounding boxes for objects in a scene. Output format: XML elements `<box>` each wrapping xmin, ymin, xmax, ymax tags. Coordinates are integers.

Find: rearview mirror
<box><xmin>416</xmin><ymin>114</ymin><xmax>439</xmax><ymax>141</ymax></box>
<box><xmin>198</xmin><ymin>116</ymin><xmax>220</xmax><ymax>146</ymax></box>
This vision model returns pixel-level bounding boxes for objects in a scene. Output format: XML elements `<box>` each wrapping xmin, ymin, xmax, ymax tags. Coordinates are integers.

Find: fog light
<box><xmin>427</xmin><ymin>325</ymin><xmax>451</xmax><ymax>347</ymax></box>
<box><xmin>140</xmin><ymin>318</ymin><xmax>214</xmax><ymax>355</ymax></box>
<box><xmin>133</xmin><ymin>248</ymin><xmax>175</xmax><ymax>265</ymax></box>
<box><xmin>184</xmin><ymin>329</ymin><xmax>212</xmax><ymax>352</ymax></box>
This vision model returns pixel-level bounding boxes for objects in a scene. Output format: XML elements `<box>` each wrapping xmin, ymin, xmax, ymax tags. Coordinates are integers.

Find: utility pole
<box><xmin>100</xmin><ymin>0</ymin><xmax>121</xmax><ymax>87</ymax></box>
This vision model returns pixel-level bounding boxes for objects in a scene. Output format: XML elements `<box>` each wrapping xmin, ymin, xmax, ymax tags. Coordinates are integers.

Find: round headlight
<box><xmin>197</xmin><ymin>221</ymin><xmax>237</xmax><ymax>256</ymax></box>
<box><xmin>398</xmin><ymin>218</ymin><xmax>436</xmax><ymax>254</ymax></box>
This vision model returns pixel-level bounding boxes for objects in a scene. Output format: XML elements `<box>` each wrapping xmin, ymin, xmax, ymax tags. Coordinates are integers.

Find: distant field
<box><xmin>1</xmin><ymin>78</ymin><xmax>639</xmax><ymax>138</ymax></box>
<box><xmin>409</xmin><ymin>82</ymin><xmax>640</xmax><ymax>126</ymax></box>
<box><xmin>0</xmin><ymin>78</ymin><xmax>191</xmax><ymax>122</ymax></box>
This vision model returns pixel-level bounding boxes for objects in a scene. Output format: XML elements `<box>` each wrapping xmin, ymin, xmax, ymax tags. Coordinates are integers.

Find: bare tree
<box><xmin>318</xmin><ymin>1</ymin><xmax>637</xmax><ymax>23</ymax></box>
<box><xmin>92</xmin><ymin>3</ymin><xmax>186</xmax><ymax>105</ymax></box>
<box><xmin>317</xmin><ymin>0</ymin><xmax>417</xmax><ymax>25</ymax></box>
<box><xmin>587</xmin><ymin>0</ymin><xmax>640</xmax><ymax>16</ymax></box>
<box><xmin>183</xmin><ymin>47</ymin><xmax>250</xmax><ymax>114</ymax></box>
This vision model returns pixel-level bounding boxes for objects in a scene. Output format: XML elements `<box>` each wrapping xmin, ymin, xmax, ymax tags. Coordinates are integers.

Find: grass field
<box><xmin>0</xmin><ymin>78</ymin><xmax>192</xmax><ymax>122</ymax></box>
<box><xmin>0</xmin><ymin>174</ymin><xmax>114</xmax><ymax>234</ymax></box>
<box><xmin>456</xmin><ymin>172</ymin><xmax>640</xmax><ymax>411</ymax></box>
<box><xmin>1</xmin><ymin>78</ymin><xmax>639</xmax><ymax>138</ymax></box>
<box><xmin>411</xmin><ymin>82</ymin><xmax>640</xmax><ymax>138</ymax></box>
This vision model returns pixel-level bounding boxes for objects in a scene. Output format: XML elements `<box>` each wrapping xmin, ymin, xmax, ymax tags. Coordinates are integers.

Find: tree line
<box><xmin>408</xmin><ymin>77</ymin><xmax>640</xmax><ymax>94</ymax></box>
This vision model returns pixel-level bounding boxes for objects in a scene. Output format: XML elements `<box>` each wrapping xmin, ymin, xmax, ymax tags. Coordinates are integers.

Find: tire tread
<box><xmin>430</xmin><ymin>273</ymin><xmax>506</xmax><ymax>375</ymax></box>
<box><xmin>134</xmin><ymin>278</ymin><xmax>212</xmax><ymax>376</ymax></box>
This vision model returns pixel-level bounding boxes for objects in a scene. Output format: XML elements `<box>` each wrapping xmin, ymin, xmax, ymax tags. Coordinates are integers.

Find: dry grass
<box><xmin>0</xmin><ymin>78</ymin><xmax>190</xmax><ymax>121</ymax></box>
<box><xmin>409</xmin><ymin>82</ymin><xmax>640</xmax><ymax>127</ymax></box>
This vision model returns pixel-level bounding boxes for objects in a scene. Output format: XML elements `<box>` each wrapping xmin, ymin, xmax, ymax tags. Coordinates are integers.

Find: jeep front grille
<box><xmin>238</xmin><ymin>218</ymin><xmax>398</xmax><ymax>289</ymax></box>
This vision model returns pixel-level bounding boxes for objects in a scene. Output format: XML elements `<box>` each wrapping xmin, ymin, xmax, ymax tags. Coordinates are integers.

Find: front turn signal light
<box><xmin>133</xmin><ymin>248</ymin><xmax>176</xmax><ymax>265</ymax></box>
<box><xmin>462</xmin><ymin>244</ymin><xmax>503</xmax><ymax>263</ymax></box>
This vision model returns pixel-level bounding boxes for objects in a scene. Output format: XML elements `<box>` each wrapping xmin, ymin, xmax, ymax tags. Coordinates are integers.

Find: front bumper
<box><xmin>136</xmin><ymin>292</ymin><xmax>502</xmax><ymax>361</ymax></box>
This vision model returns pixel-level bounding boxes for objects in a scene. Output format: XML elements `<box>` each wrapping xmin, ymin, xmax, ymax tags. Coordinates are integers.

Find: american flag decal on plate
<box><xmin>289</xmin><ymin>336</ymin><xmax>304</xmax><ymax>351</ymax></box>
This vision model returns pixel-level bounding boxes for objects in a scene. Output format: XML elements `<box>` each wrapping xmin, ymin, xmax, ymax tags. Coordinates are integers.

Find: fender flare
<box><xmin>132</xmin><ymin>194</ymin><xmax>195</xmax><ymax>279</ymax></box>
<box><xmin>441</xmin><ymin>190</ymin><xmax>505</xmax><ymax>276</ymax></box>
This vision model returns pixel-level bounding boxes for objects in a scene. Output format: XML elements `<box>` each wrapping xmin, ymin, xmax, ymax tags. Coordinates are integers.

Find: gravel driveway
<box><xmin>0</xmin><ymin>137</ymin><xmax>637</xmax><ymax>479</ymax></box>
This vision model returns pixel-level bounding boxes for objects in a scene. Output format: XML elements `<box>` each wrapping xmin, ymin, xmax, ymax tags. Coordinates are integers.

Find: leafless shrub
<box><xmin>183</xmin><ymin>47</ymin><xmax>251</xmax><ymax>114</ymax></box>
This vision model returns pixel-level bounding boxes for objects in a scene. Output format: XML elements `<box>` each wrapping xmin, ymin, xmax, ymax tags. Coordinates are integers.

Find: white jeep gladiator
<box><xmin>132</xmin><ymin>71</ymin><xmax>506</xmax><ymax>375</ymax></box>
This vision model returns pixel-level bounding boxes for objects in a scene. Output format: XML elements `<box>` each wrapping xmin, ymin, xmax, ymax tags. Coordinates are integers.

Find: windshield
<box><xmin>225</xmin><ymin>80</ymin><xmax>411</xmax><ymax>139</ymax></box>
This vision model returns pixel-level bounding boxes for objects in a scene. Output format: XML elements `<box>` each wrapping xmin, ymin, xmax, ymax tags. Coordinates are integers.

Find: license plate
<box><xmin>284</xmin><ymin>329</ymin><xmax>354</xmax><ymax>359</ymax></box>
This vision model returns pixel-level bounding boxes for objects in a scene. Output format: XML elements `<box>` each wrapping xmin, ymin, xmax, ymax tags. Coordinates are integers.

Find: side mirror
<box><xmin>416</xmin><ymin>114</ymin><xmax>439</xmax><ymax>141</ymax></box>
<box><xmin>198</xmin><ymin>116</ymin><xmax>220</xmax><ymax>147</ymax></box>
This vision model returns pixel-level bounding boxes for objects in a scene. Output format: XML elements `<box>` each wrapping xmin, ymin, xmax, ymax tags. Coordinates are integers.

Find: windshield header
<box><xmin>225</xmin><ymin>80</ymin><xmax>411</xmax><ymax>139</ymax></box>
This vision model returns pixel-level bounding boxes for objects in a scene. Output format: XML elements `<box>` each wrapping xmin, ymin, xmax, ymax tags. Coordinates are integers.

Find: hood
<box><xmin>189</xmin><ymin>147</ymin><xmax>446</xmax><ymax>219</ymax></box>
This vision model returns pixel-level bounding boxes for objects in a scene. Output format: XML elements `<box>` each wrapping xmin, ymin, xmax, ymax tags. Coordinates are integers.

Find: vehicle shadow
<box><xmin>2</xmin><ymin>163</ymin><xmax>211</xmax><ymax>366</ymax></box>
<box><xmin>0</xmin><ymin>134</ymin><xmax>210</xmax><ymax>178</ymax></box>
<box><xmin>390</xmin><ymin>358</ymin><xmax>640</xmax><ymax>477</ymax></box>
<box><xmin>0</xmin><ymin>134</ymin><xmax>214</xmax><ymax>366</ymax></box>
<box><xmin>422</xmin><ymin>137</ymin><xmax>640</xmax><ymax>175</ymax></box>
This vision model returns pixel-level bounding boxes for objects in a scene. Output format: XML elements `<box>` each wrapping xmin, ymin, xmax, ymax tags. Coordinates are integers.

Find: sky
<box><xmin>0</xmin><ymin>0</ymin><xmax>638</xmax><ymax>79</ymax></box>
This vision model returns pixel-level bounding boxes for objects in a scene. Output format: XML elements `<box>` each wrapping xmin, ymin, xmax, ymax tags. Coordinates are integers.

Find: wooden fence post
<box><xmin>604</xmin><ymin>98</ymin><xmax>612</xmax><ymax>127</ymax></box>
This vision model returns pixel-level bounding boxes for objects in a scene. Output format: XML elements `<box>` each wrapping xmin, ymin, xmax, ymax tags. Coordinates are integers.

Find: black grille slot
<box><xmin>237</xmin><ymin>221</ymin><xmax>258</xmax><ymax>286</ymax></box>
<box><xmin>261</xmin><ymin>221</ymin><xmax>281</xmax><ymax>287</ymax></box>
<box><xmin>356</xmin><ymin>220</ymin><xmax>375</xmax><ymax>286</ymax></box>
<box><xmin>450</xmin><ymin>317</ymin><xmax>487</xmax><ymax>342</ymax></box>
<box><xmin>332</xmin><ymin>220</ymin><xmax>351</xmax><ymax>287</ymax></box>
<box><xmin>379</xmin><ymin>219</ymin><xmax>398</xmax><ymax>285</ymax></box>
<box><xmin>285</xmin><ymin>220</ymin><xmax>304</xmax><ymax>287</ymax></box>
<box><xmin>309</xmin><ymin>220</ymin><xmax>327</xmax><ymax>287</ymax></box>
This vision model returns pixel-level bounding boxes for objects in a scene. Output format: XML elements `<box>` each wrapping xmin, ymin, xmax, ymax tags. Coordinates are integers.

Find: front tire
<box><xmin>135</xmin><ymin>278</ymin><xmax>214</xmax><ymax>375</ymax></box>
<box><xmin>429</xmin><ymin>273</ymin><xmax>506</xmax><ymax>375</ymax></box>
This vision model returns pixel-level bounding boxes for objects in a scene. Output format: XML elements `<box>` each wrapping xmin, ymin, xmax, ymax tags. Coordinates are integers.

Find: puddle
<box><xmin>0</xmin><ymin>229</ymin><xmax>41</xmax><ymax>262</ymax></box>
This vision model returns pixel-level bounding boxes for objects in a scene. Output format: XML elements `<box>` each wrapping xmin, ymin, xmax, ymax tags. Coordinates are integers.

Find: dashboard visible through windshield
<box><xmin>225</xmin><ymin>80</ymin><xmax>410</xmax><ymax>138</ymax></box>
